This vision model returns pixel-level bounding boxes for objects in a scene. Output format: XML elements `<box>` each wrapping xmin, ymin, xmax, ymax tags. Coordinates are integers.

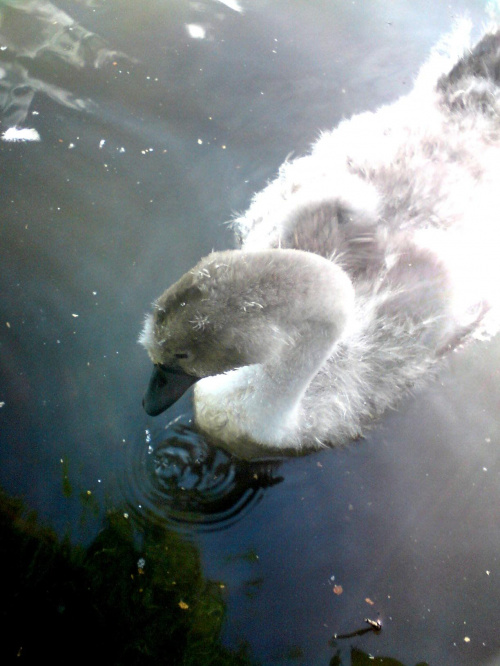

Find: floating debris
<box><xmin>364</xmin><ymin>618</ymin><xmax>382</xmax><ymax>631</ymax></box>
<box><xmin>331</xmin><ymin>617</ymin><xmax>382</xmax><ymax>642</ymax></box>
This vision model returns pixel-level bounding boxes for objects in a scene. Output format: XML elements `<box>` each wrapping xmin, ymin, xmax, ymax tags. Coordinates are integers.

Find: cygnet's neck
<box><xmin>194</xmin><ymin>251</ymin><xmax>355</xmax><ymax>455</ymax></box>
<box><xmin>251</xmin><ymin>320</ymin><xmax>346</xmax><ymax>440</ymax></box>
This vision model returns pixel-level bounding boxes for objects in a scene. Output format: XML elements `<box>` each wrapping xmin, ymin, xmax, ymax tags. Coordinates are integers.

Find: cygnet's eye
<box><xmin>156</xmin><ymin>352</ymin><xmax>193</xmax><ymax>374</ymax></box>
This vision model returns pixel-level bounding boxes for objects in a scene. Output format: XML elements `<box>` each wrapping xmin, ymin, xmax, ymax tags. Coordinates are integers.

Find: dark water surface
<box><xmin>1</xmin><ymin>1</ymin><xmax>499</xmax><ymax>664</ymax></box>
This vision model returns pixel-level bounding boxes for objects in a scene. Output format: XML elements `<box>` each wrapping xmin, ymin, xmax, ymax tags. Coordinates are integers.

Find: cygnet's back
<box><xmin>140</xmin><ymin>24</ymin><xmax>500</xmax><ymax>458</ymax></box>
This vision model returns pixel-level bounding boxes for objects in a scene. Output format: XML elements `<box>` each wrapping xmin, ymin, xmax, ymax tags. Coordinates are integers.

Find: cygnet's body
<box><xmin>140</xmin><ymin>24</ymin><xmax>500</xmax><ymax>458</ymax></box>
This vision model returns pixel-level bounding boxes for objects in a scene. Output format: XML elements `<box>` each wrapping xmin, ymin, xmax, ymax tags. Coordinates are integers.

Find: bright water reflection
<box><xmin>0</xmin><ymin>0</ymin><xmax>132</xmax><ymax>127</ymax></box>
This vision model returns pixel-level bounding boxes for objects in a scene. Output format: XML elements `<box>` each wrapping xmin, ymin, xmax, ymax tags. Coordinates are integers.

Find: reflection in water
<box><xmin>0</xmin><ymin>0</ymin><xmax>132</xmax><ymax>128</ymax></box>
<box><xmin>0</xmin><ymin>485</ymin><xmax>255</xmax><ymax>665</ymax></box>
<box><xmin>124</xmin><ymin>416</ymin><xmax>284</xmax><ymax>531</ymax></box>
<box><xmin>1</xmin><ymin>484</ymin><xmax>431</xmax><ymax>666</ymax></box>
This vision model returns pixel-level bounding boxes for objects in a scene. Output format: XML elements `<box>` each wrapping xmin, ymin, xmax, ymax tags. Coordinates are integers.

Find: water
<box><xmin>1</xmin><ymin>1</ymin><xmax>499</xmax><ymax>664</ymax></box>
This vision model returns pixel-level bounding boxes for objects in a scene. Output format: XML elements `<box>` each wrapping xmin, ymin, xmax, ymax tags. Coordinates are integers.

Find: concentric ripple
<box><xmin>123</xmin><ymin>414</ymin><xmax>284</xmax><ymax>532</ymax></box>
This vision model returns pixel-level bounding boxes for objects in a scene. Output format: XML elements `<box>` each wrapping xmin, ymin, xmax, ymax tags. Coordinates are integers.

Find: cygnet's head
<box><xmin>139</xmin><ymin>248</ymin><xmax>354</xmax><ymax>416</ymax></box>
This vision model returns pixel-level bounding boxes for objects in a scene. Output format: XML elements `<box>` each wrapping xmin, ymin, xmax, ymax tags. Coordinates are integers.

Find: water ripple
<box><xmin>123</xmin><ymin>415</ymin><xmax>283</xmax><ymax>532</ymax></box>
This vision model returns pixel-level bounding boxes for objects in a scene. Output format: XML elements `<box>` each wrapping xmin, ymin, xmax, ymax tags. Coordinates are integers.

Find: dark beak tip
<box><xmin>142</xmin><ymin>364</ymin><xmax>199</xmax><ymax>416</ymax></box>
<box><xmin>142</xmin><ymin>392</ymin><xmax>168</xmax><ymax>417</ymax></box>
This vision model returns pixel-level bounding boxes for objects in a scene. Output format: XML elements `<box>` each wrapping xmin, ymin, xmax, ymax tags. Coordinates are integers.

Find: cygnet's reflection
<box><xmin>125</xmin><ymin>415</ymin><xmax>283</xmax><ymax>531</ymax></box>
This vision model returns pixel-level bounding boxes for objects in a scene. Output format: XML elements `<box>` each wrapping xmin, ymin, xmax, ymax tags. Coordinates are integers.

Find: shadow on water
<box><xmin>123</xmin><ymin>415</ymin><xmax>284</xmax><ymax>531</ymax></box>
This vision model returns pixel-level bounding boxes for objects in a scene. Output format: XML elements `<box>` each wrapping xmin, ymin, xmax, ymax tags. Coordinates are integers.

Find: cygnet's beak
<box><xmin>142</xmin><ymin>364</ymin><xmax>199</xmax><ymax>416</ymax></box>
